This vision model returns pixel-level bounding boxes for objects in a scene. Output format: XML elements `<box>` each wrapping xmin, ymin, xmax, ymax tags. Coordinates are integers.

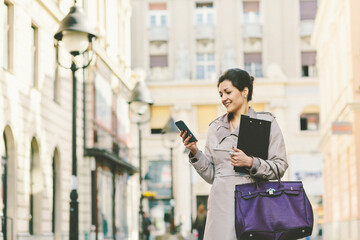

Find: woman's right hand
<box><xmin>180</xmin><ymin>130</ymin><xmax>198</xmax><ymax>155</ymax></box>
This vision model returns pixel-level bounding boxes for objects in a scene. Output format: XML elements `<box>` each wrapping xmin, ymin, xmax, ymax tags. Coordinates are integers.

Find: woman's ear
<box><xmin>242</xmin><ymin>87</ymin><xmax>249</xmax><ymax>97</ymax></box>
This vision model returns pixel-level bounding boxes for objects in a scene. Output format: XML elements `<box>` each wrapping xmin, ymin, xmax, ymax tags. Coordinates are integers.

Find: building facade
<box><xmin>131</xmin><ymin>0</ymin><xmax>323</xmax><ymax>238</ymax></box>
<box><xmin>313</xmin><ymin>0</ymin><xmax>360</xmax><ymax>239</ymax></box>
<box><xmin>0</xmin><ymin>0</ymin><xmax>140</xmax><ymax>239</ymax></box>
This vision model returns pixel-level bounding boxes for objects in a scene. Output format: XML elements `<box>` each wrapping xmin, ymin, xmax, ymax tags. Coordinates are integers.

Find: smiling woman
<box><xmin>179</xmin><ymin>68</ymin><xmax>288</xmax><ymax>240</ymax></box>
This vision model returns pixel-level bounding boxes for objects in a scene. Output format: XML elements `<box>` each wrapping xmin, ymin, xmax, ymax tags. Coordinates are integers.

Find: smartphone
<box><xmin>175</xmin><ymin>120</ymin><xmax>198</xmax><ymax>142</ymax></box>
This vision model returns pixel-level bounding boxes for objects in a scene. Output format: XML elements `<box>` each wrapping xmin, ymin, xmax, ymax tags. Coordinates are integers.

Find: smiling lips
<box><xmin>224</xmin><ymin>102</ymin><xmax>231</xmax><ymax>108</ymax></box>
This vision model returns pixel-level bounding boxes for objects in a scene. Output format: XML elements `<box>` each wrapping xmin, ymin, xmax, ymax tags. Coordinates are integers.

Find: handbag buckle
<box><xmin>266</xmin><ymin>188</ymin><xmax>276</xmax><ymax>195</ymax></box>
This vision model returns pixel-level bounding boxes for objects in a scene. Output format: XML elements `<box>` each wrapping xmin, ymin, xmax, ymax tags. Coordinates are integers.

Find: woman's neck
<box><xmin>229</xmin><ymin>103</ymin><xmax>249</xmax><ymax>127</ymax></box>
<box><xmin>234</xmin><ymin>103</ymin><xmax>249</xmax><ymax>119</ymax></box>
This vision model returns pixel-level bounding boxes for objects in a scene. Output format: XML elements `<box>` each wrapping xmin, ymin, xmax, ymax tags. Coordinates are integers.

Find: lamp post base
<box><xmin>69</xmin><ymin>190</ymin><xmax>79</xmax><ymax>240</ymax></box>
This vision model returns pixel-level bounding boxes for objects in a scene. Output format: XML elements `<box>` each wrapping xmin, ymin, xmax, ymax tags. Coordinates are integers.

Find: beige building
<box><xmin>131</xmin><ymin>0</ymin><xmax>323</xmax><ymax>238</ymax></box>
<box><xmin>0</xmin><ymin>0</ymin><xmax>140</xmax><ymax>239</ymax></box>
<box><xmin>313</xmin><ymin>0</ymin><xmax>360</xmax><ymax>239</ymax></box>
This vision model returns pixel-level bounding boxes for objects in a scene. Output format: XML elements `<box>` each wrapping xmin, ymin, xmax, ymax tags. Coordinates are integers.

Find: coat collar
<box><xmin>215</xmin><ymin>106</ymin><xmax>257</xmax><ymax>144</ymax></box>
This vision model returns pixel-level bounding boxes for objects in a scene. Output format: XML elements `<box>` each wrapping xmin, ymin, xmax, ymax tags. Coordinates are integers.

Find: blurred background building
<box><xmin>313</xmin><ymin>0</ymin><xmax>360</xmax><ymax>239</ymax></box>
<box><xmin>131</xmin><ymin>0</ymin><xmax>323</xmax><ymax>238</ymax></box>
<box><xmin>6</xmin><ymin>0</ymin><xmax>360</xmax><ymax>239</ymax></box>
<box><xmin>0</xmin><ymin>0</ymin><xmax>141</xmax><ymax>239</ymax></box>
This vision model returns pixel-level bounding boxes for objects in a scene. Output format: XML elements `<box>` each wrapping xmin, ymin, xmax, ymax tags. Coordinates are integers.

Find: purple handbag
<box><xmin>235</xmin><ymin>164</ymin><xmax>313</xmax><ymax>240</ymax></box>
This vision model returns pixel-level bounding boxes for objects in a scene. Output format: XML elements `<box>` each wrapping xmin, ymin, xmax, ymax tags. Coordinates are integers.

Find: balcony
<box><xmin>242</xmin><ymin>23</ymin><xmax>262</xmax><ymax>39</ymax></box>
<box><xmin>148</xmin><ymin>26</ymin><xmax>169</xmax><ymax>42</ymax></box>
<box><xmin>300</xmin><ymin>20</ymin><xmax>314</xmax><ymax>37</ymax></box>
<box><xmin>195</xmin><ymin>24</ymin><xmax>215</xmax><ymax>41</ymax></box>
<box><xmin>149</xmin><ymin>67</ymin><xmax>170</xmax><ymax>81</ymax></box>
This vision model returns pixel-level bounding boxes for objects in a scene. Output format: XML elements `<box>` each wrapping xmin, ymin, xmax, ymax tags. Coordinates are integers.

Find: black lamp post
<box><xmin>54</xmin><ymin>2</ymin><xmax>97</xmax><ymax>240</ymax></box>
<box><xmin>162</xmin><ymin>117</ymin><xmax>179</xmax><ymax>234</ymax></box>
<box><xmin>129</xmin><ymin>81</ymin><xmax>153</xmax><ymax>240</ymax></box>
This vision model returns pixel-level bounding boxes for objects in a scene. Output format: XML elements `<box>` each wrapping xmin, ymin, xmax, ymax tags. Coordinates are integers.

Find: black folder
<box><xmin>234</xmin><ymin>115</ymin><xmax>271</xmax><ymax>173</ymax></box>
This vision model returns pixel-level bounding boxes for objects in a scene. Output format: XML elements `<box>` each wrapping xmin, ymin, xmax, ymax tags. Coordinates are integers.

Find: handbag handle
<box><xmin>264</xmin><ymin>161</ymin><xmax>281</xmax><ymax>182</ymax></box>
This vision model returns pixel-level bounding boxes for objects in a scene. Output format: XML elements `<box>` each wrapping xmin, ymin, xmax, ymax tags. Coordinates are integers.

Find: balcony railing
<box><xmin>242</xmin><ymin>23</ymin><xmax>262</xmax><ymax>39</ymax></box>
<box><xmin>148</xmin><ymin>26</ymin><xmax>169</xmax><ymax>42</ymax></box>
<box><xmin>195</xmin><ymin>24</ymin><xmax>215</xmax><ymax>41</ymax></box>
<box><xmin>149</xmin><ymin>67</ymin><xmax>170</xmax><ymax>81</ymax></box>
<box><xmin>300</xmin><ymin>20</ymin><xmax>314</xmax><ymax>37</ymax></box>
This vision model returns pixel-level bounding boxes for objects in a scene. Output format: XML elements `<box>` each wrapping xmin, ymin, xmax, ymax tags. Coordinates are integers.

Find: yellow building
<box><xmin>313</xmin><ymin>0</ymin><xmax>360</xmax><ymax>239</ymax></box>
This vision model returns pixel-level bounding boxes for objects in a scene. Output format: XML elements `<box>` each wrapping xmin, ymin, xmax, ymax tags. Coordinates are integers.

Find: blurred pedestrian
<box><xmin>180</xmin><ymin>68</ymin><xmax>288</xmax><ymax>239</ymax></box>
<box><xmin>192</xmin><ymin>204</ymin><xmax>207</xmax><ymax>240</ymax></box>
<box><xmin>142</xmin><ymin>212</ymin><xmax>152</xmax><ymax>240</ymax></box>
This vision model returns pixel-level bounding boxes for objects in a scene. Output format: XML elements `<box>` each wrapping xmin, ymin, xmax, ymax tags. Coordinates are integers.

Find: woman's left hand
<box><xmin>229</xmin><ymin>147</ymin><xmax>253</xmax><ymax>168</ymax></box>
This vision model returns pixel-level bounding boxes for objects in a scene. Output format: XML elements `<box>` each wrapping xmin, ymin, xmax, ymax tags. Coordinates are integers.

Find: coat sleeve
<box><xmin>249</xmin><ymin>117</ymin><xmax>288</xmax><ymax>180</ymax></box>
<box><xmin>188</xmin><ymin>123</ymin><xmax>217</xmax><ymax>184</ymax></box>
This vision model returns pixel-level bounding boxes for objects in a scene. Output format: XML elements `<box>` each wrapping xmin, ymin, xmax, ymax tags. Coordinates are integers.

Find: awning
<box><xmin>84</xmin><ymin>148</ymin><xmax>138</xmax><ymax>175</ymax></box>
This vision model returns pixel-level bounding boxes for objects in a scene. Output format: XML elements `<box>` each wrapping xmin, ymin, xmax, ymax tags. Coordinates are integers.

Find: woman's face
<box><xmin>218</xmin><ymin>80</ymin><xmax>247</xmax><ymax>114</ymax></box>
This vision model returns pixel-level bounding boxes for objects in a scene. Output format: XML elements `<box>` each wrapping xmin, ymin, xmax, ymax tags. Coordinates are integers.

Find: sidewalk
<box><xmin>155</xmin><ymin>233</ymin><xmax>185</xmax><ymax>240</ymax></box>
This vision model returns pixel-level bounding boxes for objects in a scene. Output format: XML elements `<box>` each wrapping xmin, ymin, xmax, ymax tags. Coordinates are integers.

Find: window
<box><xmin>301</xmin><ymin>51</ymin><xmax>317</xmax><ymax>77</ymax></box>
<box><xmin>149</xmin><ymin>3</ymin><xmax>167</xmax><ymax>26</ymax></box>
<box><xmin>115</xmin><ymin>173</ymin><xmax>128</xmax><ymax>238</ymax></box>
<box><xmin>1</xmin><ymin>132</ymin><xmax>7</xmax><ymax>238</ymax></box>
<box><xmin>53</xmin><ymin>45</ymin><xmax>60</xmax><ymax>102</ymax></box>
<box><xmin>243</xmin><ymin>1</ymin><xmax>260</xmax><ymax>24</ymax></box>
<box><xmin>147</xmin><ymin>160</ymin><xmax>172</xmax><ymax>197</ymax></box>
<box><xmin>197</xmin><ymin>105</ymin><xmax>218</xmax><ymax>133</ymax></box>
<box><xmin>150</xmin><ymin>106</ymin><xmax>170</xmax><ymax>134</ymax></box>
<box><xmin>244</xmin><ymin>53</ymin><xmax>263</xmax><ymax>77</ymax></box>
<box><xmin>29</xmin><ymin>137</ymin><xmax>41</xmax><ymax>235</ymax></box>
<box><xmin>300</xmin><ymin>0</ymin><xmax>317</xmax><ymax>20</ymax></box>
<box><xmin>300</xmin><ymin>105</ymin><xmax>320</xmax><ymax>131</ymax></box>
<box><xmin>195</xmin><ymin>2</ymin><xmax>214</xmax><ymax>25</ymax></box>
<box><xmin>150</xmin><ymin>55</ymin><xmax>168</xmax><ymax>68</ymax></box>
<box><xmin>97</xmin><ymin>167</ymin><xmax>114</xmax><ymax>239</ymax></box>
<box><xmin>95</xmin><ymin>75</ymin><xmax>113</xmax><ymax>132</ymax></box>
<box><xmin>52</xmin><ymin>149</ymin><xmax>61</xmax><ymax>237</ymax></box>
<box><xmin>2</xmin><ymin>2</ymin><xmax>12</xmax><ymax>70</ymax></box>
<box><xmin>196</xmin><ymin>53</ymin><xmax>216</xmax><ymax>80</ymax></box>
<box><xmin>30</xmin><ymin>25</ymin><xmax>39</xmax><ymax>88</ymax></box>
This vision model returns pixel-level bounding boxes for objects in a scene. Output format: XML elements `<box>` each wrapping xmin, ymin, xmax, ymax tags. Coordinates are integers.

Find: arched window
<box><xmin>2</xmin><ymin>126</ymin><xmax>16</xmax><ymax>239</ymax></box>
<box><xmin>52</xmin><ymin>148</ymin><xmax>62</xmax><ymax>239</ymax></box>
<box><xmin>300</xmin><ymin>105</ymin><xmax>320</xmax><ymax>131</ymax></box>
<box><xmin>30</xmin><ymin>137</ymin><xmax>41</xmax><ymax>235</ymax></box>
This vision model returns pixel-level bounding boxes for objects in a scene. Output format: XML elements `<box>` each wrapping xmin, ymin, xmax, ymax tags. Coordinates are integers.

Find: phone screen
<box><xmin>175</xmin><ymin>120</ymin><xmax>197</xmax><ymax>142</ymax></box>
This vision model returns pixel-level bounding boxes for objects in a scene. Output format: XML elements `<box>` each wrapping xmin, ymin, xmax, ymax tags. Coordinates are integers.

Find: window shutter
<box><xmin>150</xmin><ymin>55</ymin><xmax>168</xmax><ymax>68</ymax></box>
<box><xmin>151</xmin><ymin>106</ymin><xmax>170</xmax><ymax>130</ymax></box>
<box><xmin>300</xmin><ymin>0</ymin><xmax>317</xmax><ymax>20</ymax></box>
<box><xmin>244</xmin><ymin>53</ymin><xmax>262</xmax><ymax>64</ymax></box>
<box><xmin>243</xmin><ymin>2</ymin><xmax>259</xmax><ymax>13</ymax></box>
<box><xmin>149</xmin><ymin>3</ymin><xmax>167</xmax><ymax>10</ymax></box>
<box><xmin>197</xmin><ymin>105</ymin><xmax>218</xmax><ymax>133</ymax></box>
<box><xmin>301</xmin><ymin>52</ymin><xmax>316</xmax><ymax>66</ymax></box>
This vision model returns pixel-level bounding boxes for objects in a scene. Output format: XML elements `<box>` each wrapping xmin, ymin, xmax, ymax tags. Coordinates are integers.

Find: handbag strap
<box><xmin>264</xmin><ymin>161</ymin><xmax>281</xmax><ymax>182</ymax></box>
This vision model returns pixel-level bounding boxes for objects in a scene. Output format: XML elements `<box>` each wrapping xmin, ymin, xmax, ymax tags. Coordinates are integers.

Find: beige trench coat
<box><xmin>189</xmin><ymin>107</ymin><xmax>288</xmax><ymax>240</ymax></box>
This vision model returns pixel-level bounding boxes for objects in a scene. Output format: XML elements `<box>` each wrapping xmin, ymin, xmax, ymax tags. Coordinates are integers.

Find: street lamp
<box><xmin>54</xmin><ymin>2</ymin><xmax>97</xmax><ymax>240</ymax></box>
<box><xmin>162</xmin><ymin>117</ymin><xmax>179</xmax><ymax>234</ymax></box>
<box><xmin>128</xmin><ymin>81</ymin><xmax>153</xmax><ymax>240</ymax></box>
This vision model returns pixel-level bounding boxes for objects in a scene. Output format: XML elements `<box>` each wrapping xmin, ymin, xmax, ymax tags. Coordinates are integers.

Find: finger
<box><xmin>232</xmin><ymin>146</ymin><xmax>241</xmax><ymax>152</ymax></box>
<box><xmin>181</xmin><ymin>131</ymin><xmax>188</xmax><ymax>141</ymax></box>
<box><xmin>185</xmin><ymin>134</ymin><xmax>192</xmax><ymax>142</ymax></box>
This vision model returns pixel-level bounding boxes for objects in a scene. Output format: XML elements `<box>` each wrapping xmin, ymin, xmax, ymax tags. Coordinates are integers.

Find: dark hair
<box><xmin>217</xmin><ymin>68</ymin><xmax>254</xmax><ymax>101</ymax></box>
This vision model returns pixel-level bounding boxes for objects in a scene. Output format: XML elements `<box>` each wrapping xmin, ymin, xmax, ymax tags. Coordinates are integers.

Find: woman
<box><xmin>180</xmin><ymin>68</ymin><xmax>288</xmax><ymax>239</ymax></box>
<box><xmin>193</xmin><ymin>204</ymin><xmax>207</xmax><ymax>240</ymax></box>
